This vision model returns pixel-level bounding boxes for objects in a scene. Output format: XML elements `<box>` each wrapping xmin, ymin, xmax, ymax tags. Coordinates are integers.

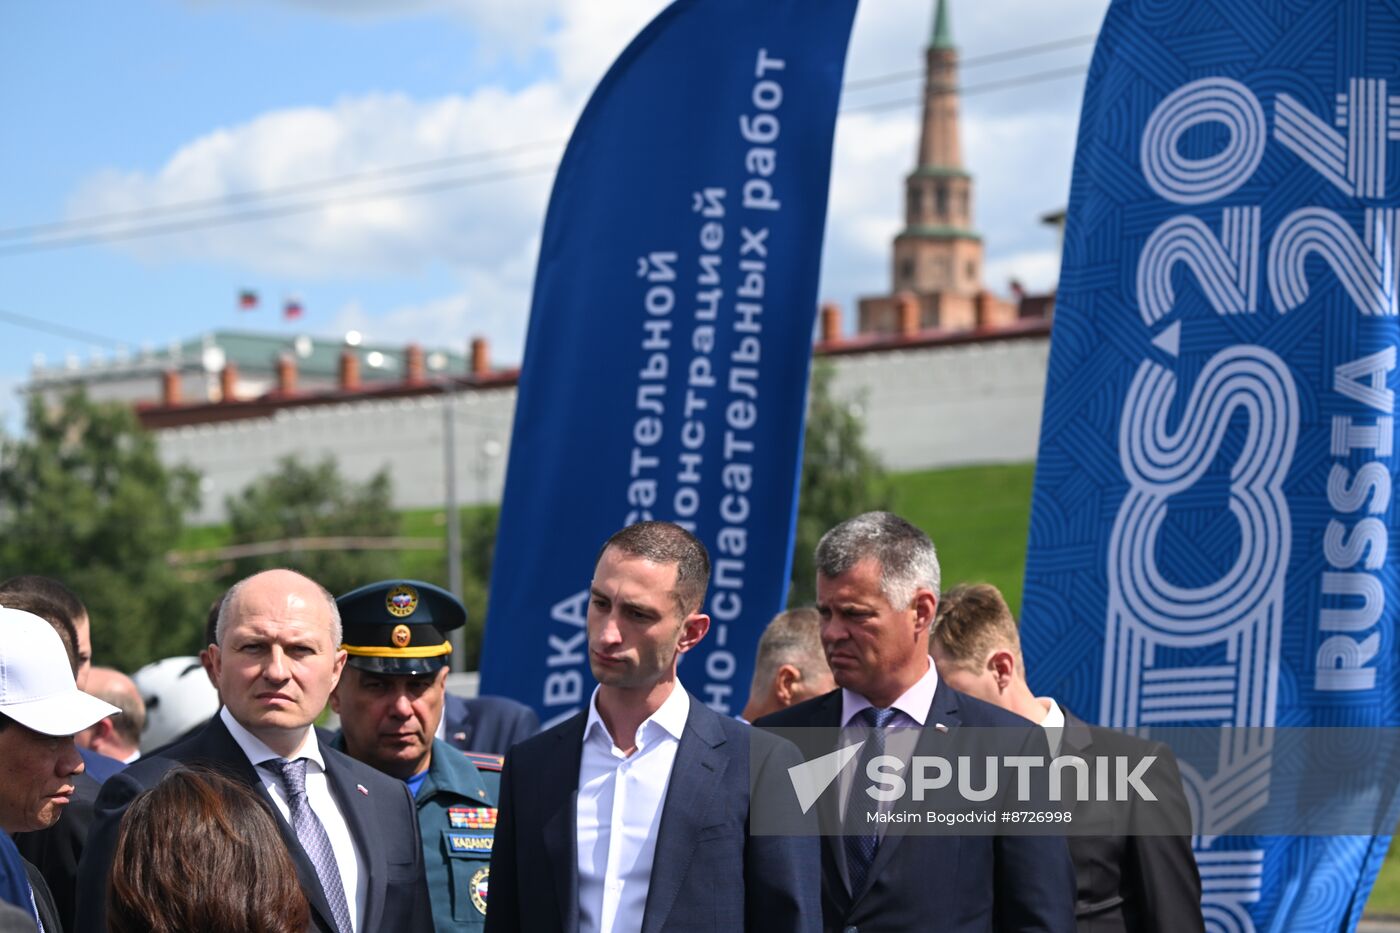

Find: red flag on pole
<box><xmin>238</xmin><ymin>289</ymin><xmax>258</xmax><ymax>310</ymax></box>
<box><xmin>283</xmin><ymin>298</ymin><xmax>303</xmax><ymax>320</ymax></box>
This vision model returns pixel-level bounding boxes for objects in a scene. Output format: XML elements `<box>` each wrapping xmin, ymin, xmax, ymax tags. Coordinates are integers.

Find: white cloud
<box><xmin>70</xmin><ymin>89</ymin><xmax>571</xmax><ymax>281</ymax></box>
<box><xmin>75</xmin><ymin>0</ymin><xmax>1109</xmax><ymax>356</ymax></box>
<box><xmin>815</xmin><ymin>0</ymin><xmax>1106</xmax><ymax>312</ymax></box>
<box><xmin>329</xmin><ymin>240</ymin><xmax>539</xmax><ymax>365</ymax></box>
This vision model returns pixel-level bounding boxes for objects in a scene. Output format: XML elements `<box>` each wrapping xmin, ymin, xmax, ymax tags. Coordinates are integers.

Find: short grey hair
<box><xmin>750</xmin><ymin>607</ymin><xmax>827</xmax><ymax>693</ymax></box>
<box><xmin>814</xmin><ymin>511</ymin><xmax>940</xmax><ymax>608</ymax></box>
<box><xmin>216</xmin><ymin>570</ymin><xmax>342</xmax><ymax>648</ymax></box>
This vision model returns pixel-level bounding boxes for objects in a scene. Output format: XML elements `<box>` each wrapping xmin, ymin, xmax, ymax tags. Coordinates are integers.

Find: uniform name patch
<box><xmin>448</xmin><ymin>806</ymin><xmax>497</xmax><ymax>830</ymax></box>
<box><xmin>446</xmin><ymin>832</ymin><xmax>493</xmax><ymax>855</ymax></box>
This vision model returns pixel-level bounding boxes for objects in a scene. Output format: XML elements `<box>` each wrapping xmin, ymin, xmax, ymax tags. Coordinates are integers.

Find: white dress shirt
<box><xmin>576</xmin><ymin>685</ymin><xmax>690</xmax><ymax>933</ymax></box>
<box><xmin>839</xmin><ymin>654</ymin><xmax>940</xmax><ymax>729</ymax></box>
<box><xmin>1037</xmin><ymin>695</ymin><xmax>1066</xmax><ymax>757</ymax></box>
<box><xmin>835</xmin><ymin>657</ymin><xmax>940</xmax><ymax>818</ymax></box>
<box><xmin>221</xmin><ymin>707</ymin><xmax>368</xmax><ymax>932</ymax></box>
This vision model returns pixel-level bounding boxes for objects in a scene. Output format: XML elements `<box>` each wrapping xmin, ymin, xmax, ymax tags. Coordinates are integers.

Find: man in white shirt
<box><xmin>931</xmin><ymin>582</ymin><xmax>1203</xmax><ymax>933</ymax></box>
<box><xmin>487</xmin><ymin>521</ymin><xmax>819</xmax><ymax>933</ymax></box>
<box><xmin>75</xmin><ymin>569</ymin><xmax>433</xmax><ymax>933</ymax></box>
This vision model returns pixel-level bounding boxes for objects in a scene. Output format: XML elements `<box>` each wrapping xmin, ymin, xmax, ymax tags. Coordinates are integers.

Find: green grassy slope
<box><xmin>889</xmin><ymin>462</ymin><xmax>1037</xmax><ymax>612</ymax></box>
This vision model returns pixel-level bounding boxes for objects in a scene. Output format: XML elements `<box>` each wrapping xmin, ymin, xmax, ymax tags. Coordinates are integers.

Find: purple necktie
<box><xmin>845</xmin><ymin>706</ymin><xmax>897</xmax><ymax>897</ymax></box>
<box><xmin>269</xmin><ymin>757</ymin><xmax>353</xmax><ymax>933</ymax></box>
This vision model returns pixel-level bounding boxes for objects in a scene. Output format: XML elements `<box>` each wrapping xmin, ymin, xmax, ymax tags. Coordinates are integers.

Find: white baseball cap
<box><xmin>0</xmin><ymin>606</ymin><xmax>120</xmax><ymax>736</ymax></box>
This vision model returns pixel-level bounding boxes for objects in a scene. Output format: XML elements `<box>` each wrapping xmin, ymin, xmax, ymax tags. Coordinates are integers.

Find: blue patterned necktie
<box><xmin>269</xmin><ymin>757</ymin><xmax>354</xmax><ymax>933</ymax></box>
<box><xmin>844</xmin><ymin>706</ymin><xmax>897</xmax><ymax>898</ymax></box>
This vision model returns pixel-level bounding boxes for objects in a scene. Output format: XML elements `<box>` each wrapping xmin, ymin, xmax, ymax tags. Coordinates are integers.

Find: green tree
<box><xmin>789</xmin><ymin>361</ymin><xmax>891</xmax><ymax>605</ymax></box>
<box><xmin>0</xmin><ymin>391</ymin><xmax>212</xmax><ymax>672</ymax></box>
<box><xmin>455</xmin><ymin>505</ymin><xmax>499</xmax><ymax>670</ymax></box>
<box><xmin>221</xmin><ymin>456</ymin><xmax>400</xmax><ymax>596</ymax></box>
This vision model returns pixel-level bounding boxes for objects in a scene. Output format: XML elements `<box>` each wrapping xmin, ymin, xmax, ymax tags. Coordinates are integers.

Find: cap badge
<box><xmin>391</xmin><ymin>624</ymin><xmax>412</xmax><ymax>648</ymax></box>
<box><xmin>387</xmin><ymin>584</ymin><xmax>419</xmax><ymax>618</ymax></box>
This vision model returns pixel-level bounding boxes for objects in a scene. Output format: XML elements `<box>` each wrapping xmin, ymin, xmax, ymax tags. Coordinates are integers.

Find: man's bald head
<box><xmin>216</xmin><ymin>569</ymin><xmax>342</xmax><ymax>649</ymax></box>
<box><xmin>83</xmin><ymin>667</ymin><xmax>146</xmax><ymax>753</ymax></box>
<box><xmin>210</xmin><ymin>569</ymin><xmax>347</xmax><ymax>758</ymax></box>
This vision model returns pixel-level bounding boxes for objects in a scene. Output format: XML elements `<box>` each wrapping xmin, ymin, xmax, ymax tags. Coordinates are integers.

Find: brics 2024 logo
<box><xmin>1104</xmin><ymin>75</ymin><xmax>1397</xmax><ymax>925</ymax></box>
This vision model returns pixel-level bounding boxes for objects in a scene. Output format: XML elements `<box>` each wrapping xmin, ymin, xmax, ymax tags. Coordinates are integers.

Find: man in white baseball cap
<box><xmin>0</xmin><ymin>606</ymin><xmax>118</xmax><ymax>932</ymax></box>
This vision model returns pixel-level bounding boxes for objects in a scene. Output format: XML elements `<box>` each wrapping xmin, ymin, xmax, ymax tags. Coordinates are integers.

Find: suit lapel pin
<box><xmin>934</xmin><ymin>723</ymin><xmax>948</xmax><ymax>733</ymax></box>
<box><xmin>453</xmin><ymin>732</ymin><xmax>467</xmax><ymax>742</ymax></box>
<box><xmin>357</xmin><ymin>783</ymin><xmax>369</xmax><ymax>796</ymax></box>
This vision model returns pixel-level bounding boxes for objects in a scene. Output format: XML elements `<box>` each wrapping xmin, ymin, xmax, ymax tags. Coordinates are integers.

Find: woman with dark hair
<box><xmin>107</xmin><ymin>766</ymin><xmax>310</xmax><ymax>933</ymax></box>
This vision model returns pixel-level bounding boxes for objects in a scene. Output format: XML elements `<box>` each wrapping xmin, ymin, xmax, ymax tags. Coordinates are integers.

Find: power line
<box><xmin>0</xmin><ymin>31</ymin><xmax>1098</xmax><ymax>249</ymax></box>
<box><xmin>842</xmin><ymin>33</ymin><xmax>1095</xmax><ymax>91</ymax></box>
<box><xmin>0</xmin><ymin>162</ymin><xmax>560</xmax><ymax>257</ymax></box>
<box><xmin>0</xmin><ymin>308</ymin><xmax>124</xmax><ymax>348</ymax></box>
<box><xmin>3</xmin><ymin>63</ymin><xmax>1091</xmax><ymax>257</ymax></box>
<box><xmin>841</xmin><ymin>63</ymin><xmax>1089</xmax><ymax>114</ymax></box>
<box><xmin>0</xmin><ymin>139</ymin><xmax>566</xmax><ymax>243</ymax></box>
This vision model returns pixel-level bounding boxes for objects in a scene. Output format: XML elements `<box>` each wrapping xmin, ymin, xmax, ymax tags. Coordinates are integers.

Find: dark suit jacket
<box><xmin>20</xmin><ymin>861</ymin><xmax>56</xmax><ymax>933</ymax></box>
<box><xmin>76</xmin><ymin>748</ymin><xmax>123</xmax><ymax>785</ymax></box>
<box><xmin>441</xmin><ymin>693</ymin><xmax>539</xmax><ymax>756</ymax></box>
<box><xmin>1057</xmin><ymin>709</ymin><xmax>1203</xmax><ymax>933</ymax></box>
<box><xmin>485</xmin><ymin>693</ymin><xmax>820</xmax><ymax>933</ymax></box>
<box><xmin>757</xmin><ymin>684</ymin><xmax>1077</xmax><ymax>933</ymax></box>
<box><xmin>74</xmin><ymin>715</ymin><xmax>433</xmax><ymax>933</ymax></box>
<box><xmin>13</xmin><ymin>769</ymin><xmax>100</xmax><ymax>933</ymax></box>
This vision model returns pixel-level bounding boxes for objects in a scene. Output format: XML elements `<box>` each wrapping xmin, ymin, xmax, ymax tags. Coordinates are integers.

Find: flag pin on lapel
<box><xmin>934</xmin><ymin>723</ymin><xmax>948</xmax><ymax>733</ymax></box>
<box><xmin>357</xmin><ymin>784</ymin><xmax>369</xmax><ymax>796</ymax></box>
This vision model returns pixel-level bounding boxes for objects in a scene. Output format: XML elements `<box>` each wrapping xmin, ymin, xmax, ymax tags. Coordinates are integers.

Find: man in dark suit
<box><xmin>486</xmin><ymin>521</ymin><xmax>819</xmax><ymax>933</ymax></box>
<box><xmin>75</xmin><ymin>569</ymin><xmax>434</xmax><ymax>933</ymax></box>
<box><xmin>439</xmin><ymin>692</ymin><xmax>539</xmax><ymax>756</ymax></box>
<box><xmin>931</xmin><ymin>583</ymin><xmax>1203</xmax><ymax>933</ymax></box>
<box><xmin>757</xmin><ymin>512</ymin><xmax>1076</xmax><ymax>933</ymax></box>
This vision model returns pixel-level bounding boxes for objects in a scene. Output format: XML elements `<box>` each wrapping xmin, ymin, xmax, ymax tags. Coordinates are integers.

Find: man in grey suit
<box><xmin>486</xmin><ymin>521</ymin><xmax>818</xmax><ymax>933</ymax></box>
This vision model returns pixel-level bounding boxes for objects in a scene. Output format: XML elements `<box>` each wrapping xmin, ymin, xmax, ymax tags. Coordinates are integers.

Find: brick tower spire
<box><xmin>891</xmin><ymin>0</ymin><xmax>981</xmax><ymax>298</ymax></box>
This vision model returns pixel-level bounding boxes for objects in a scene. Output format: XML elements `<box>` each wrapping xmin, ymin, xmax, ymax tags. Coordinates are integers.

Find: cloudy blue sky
<box><xmin>0</xmin><ymin>0</ymin><xmax>1108</xmax><ymax>426</ymax></box>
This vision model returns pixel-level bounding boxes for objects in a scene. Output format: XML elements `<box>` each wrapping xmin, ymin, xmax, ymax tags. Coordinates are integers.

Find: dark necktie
<box><xmin>844</xmin><ymin>706</ymin><xmax>897</xmax><ymax>898</ymax></box>
<box><xmin>269</xmin><ymin>757</ymin><xmax>354</xmax><ymax>933</ymax></box>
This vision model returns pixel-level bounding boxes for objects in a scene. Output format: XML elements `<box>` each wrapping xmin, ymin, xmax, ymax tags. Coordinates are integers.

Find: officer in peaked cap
<box><xmin>329</xmin><ymin>580</ymin><xmax>502</xmax><ymax>931</ymax></box>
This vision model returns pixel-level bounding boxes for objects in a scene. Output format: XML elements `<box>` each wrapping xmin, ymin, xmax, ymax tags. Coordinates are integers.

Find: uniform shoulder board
<box><xmin>462</xmin><ymin>751</ymin><xmax>505</xmax><ymax>772</ymax></box>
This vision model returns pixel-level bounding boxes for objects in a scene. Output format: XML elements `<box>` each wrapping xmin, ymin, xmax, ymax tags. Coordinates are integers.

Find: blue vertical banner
<box><xmin>480</xmin><ymin>0</ymin><xmax>858</xmax><ymax>728</ymax></box>
<box><xmin>1022</xmin><ymin>1</ymin><xmax>1399</xmax><ymax>930</ymax></box>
